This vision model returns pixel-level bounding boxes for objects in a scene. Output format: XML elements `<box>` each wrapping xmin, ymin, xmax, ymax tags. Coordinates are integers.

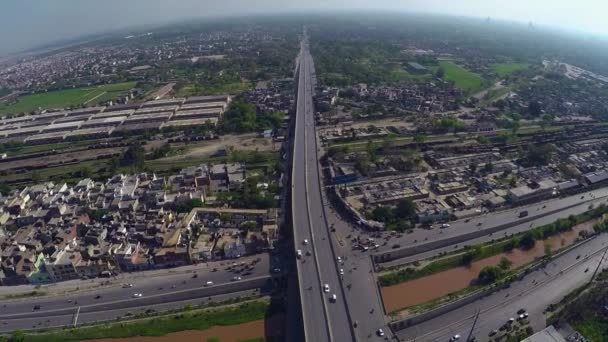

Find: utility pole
<box><xmin>590</xmin><ymin>245</ymin><xmax>608</xmax><ymax>283</ymax></box>
<box><xmin>466</xmin><ymin>309</ymin><xmax>481</xmax><ymax>342</ymax></box>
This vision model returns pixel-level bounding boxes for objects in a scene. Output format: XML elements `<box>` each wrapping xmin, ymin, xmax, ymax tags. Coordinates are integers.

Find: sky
<box><xmin>1</xmin><ymin>0</ymin><xmax>607</xmax><ymax>56</ymax></box>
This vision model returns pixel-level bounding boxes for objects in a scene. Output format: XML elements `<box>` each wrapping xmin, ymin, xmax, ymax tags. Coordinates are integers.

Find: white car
<box><xmin>450</xmin><ymin>335</ymin><xmax>461</xmax><ymax>341</ymax></box>
<box><xmin>377</xmin><ymin>329</ymin><xmax>385</xmax><ymax>337</ymax></box>
<box><xmin>323</xmin><ymin>284</ymin><xmax>330</xmax><ymax>293</ymax></box>
<box><xmin>122</xmin><ymin>283</ymin><xmax>133</xmax><ymax>288</ymax></box>
<box><xmin>303</xmin><ymin>239</ymin><xmax>309</xmax><ymax>245</ymax></box>
<box><xmin>330</xmin><ymin>294</ymin><xmax>337</xmax><ymax>302</ymax></box>
<box><xmin>232</xmin><ymin>276</ymin><xmax>242</xmax><ymax>281</ymax></box>
<box><xmin>297</xmin><ymin>250</ymin><xmax>303</xmax><ymax>258</ymax></box>
<box><xmin>132</xmin><ymin>293</ymin><xmax>142</xmax><ymax>298</ymax></box>
<box><xmin>205</xmin><ymin>281</ymin><xmax>214</xmax><ymax>287</ymax></box>
<box><xmin>441</xmin><ymin>223</ymin><xmax>450</xmax><ymax>228</ymax></box>
<box><xmin>339</xmin><ymin>268</ymin><xmax>344</xmax><ymax>275</ymax></box>
<box><xmin>337</xmin><ymin>256</ymin><xmax>342</xmax><ymax>263</ymax></box>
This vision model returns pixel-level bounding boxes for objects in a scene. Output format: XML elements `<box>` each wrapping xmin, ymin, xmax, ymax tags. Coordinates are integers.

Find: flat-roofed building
<box><xmin>103</xmin><ymin>103</ymin><xmax>141</xmax><ymax>112</ymax></box>
<box><xmin>20</xmin><ymin>119</ymin><xmax>54</xmax><ymax>128</ymax></box>
<box><xmin>141</xmin><ymin>98</ymin><xmax>185</xmax><ymax>108</ymax></box>
<box><xmin>81</xmin><ymin>116</ymin><xmax>127</xmax><ymax>129</ymax></box>
<box><xmin>0</xmin><ymin>115</ymin><xmax>34</xmax><ymax>125</ymax></box>
<box><xmin>7</xmin><ymin>125</ymin><xmax>45</xmax><ymax>137</ymax></box>
<box><xmin>92</xmin><ymin>109</ymin><xmax>134</xmax><ymax>119</ymax></box>
<box><xmin>64</xmin><ymin>127</ymin><xmax>113</xmax><ymax>140</ymax></box>
<box><xmin>134</xmin><ymin>105</ymin><xmax>179</xmax><ymax>115</ymax></box>
<box><xmin>32</xmin><ymin>111</ymin><xmax>68</xmax><ymax>121</ymax></box>
<box><xmin>163</xmin><ymin>118</ymin><xmax>218</xmax><ymax>128</ymax></box>
<box><xmin>0</xmin><ymin>126</ymin><xmax>17</xmax><ymax>138</ymax></box>
<box><xmin>184</xmin><ymin>95</ymin><xmax>231</xmax><ymax>104</ymax></box>
<box><xmin>65</xmin><ymin>106</ymin><xmax>105</xmax><ymax>116</ymax></box>
<box><xmin>24</xmin><ymin>131</ymin><xmax>66</xmax><ymax>144</ymax></box>
<box><xmin>116</xmin><ymin>122</ymin><xmax>164</xmax><ymax>133</ymax></box>
<box><xmin>123</xmin><ymin>112</ymin><xmax>172</xmax><ymax>124</ymax></box>
<box><xmin>406</xmin><ymin>62</ymin><xmax>428</xmax><ymax>74</ymax></box>
<box><xmin>179</xmin><ymin>102</ymin><xmax>227</xmax><ymax>111</ymax></box>
<box><xmin>172</xmin><ymin>108</ymin><xmax>223</xmax><ymax>121</ymax></box>
<box><xmin>53</xmin><ymin>114</ymin><xmax>92</xmax><ymax>124</ymax></box>
<box><xmin>43</xmin><ymin>121</ymin><xmax>83</xmax><ymax>133</ymax></box>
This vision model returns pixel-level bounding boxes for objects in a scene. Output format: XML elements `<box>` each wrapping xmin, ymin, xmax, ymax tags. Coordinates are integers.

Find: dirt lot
<box><xmin>319</xmin><ymin>118</ymin><xmax>414</xmax><ymax>134</ymax></box>
<box><xmin>166</xmin><ymin>133</ymin><xmax>280</xmax><ymax>160</ymax></box>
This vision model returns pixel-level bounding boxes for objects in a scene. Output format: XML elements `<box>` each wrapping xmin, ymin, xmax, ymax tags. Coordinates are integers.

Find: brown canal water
<box><xmin>90</xmin><ymin>314</ymin><xmax>284</xmax><ymax>342</ymax></box>
<box><xmin>381</xmin><ymin>222</ymin><xmax>593</xmax><ymax>313</ymax></box>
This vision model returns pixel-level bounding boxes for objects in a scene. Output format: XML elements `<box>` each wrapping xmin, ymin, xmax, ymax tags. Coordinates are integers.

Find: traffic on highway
<box><xmin>0</xmin><ymin>254</ymin><xmax>279</xmax><ymax>332</ymax></box>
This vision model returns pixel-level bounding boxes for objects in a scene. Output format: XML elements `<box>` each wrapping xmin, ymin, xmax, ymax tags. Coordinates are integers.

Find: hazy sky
<box><xmin>1</xmin><ymin>0</ymin><xmax>606</xmax><ymax>56</ymax></box>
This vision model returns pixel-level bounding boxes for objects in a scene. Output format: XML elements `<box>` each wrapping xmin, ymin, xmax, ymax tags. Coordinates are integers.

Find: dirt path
<box><xmin>472</xmin><ymin>80</ymin><xmax>505</xmax><ymax>100</ymax></box>
<box><xmin>84</xmin><ymin>91</ymin><xmax>107</xmax><ymax>104</ymax></box>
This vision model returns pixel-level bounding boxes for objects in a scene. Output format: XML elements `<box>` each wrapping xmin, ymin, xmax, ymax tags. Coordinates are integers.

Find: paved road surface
<box><xmin>0</xmin><ymin>290</ymin><xmax>255</xmax><ymax>333</ymax></box>
<box><xmin>396</xmin><ymin>234</ymin><xmax>608</xmax><ymax>341</ymax></box>
<box><xmin>291</xmin><ymin>34</ymin><xmax>355</xmax><ymax>342</ymax></box>
<box><xmin>322</xmin><ymin>177</ymin><xmax>388</xmax><ymax>340</ymax></box>
<box><xmin>376</xmin><ymin>189</ymin><xmax>608</xmax><ymax>267</ymax></box>
<box><xmin>0</xmin><ymin>254</ymin><xmax>276</xmax><ymax>331</ymax></box>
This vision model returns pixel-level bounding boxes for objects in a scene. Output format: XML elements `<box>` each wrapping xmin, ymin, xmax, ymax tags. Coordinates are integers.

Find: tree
<box><xmin>510</xmin><ymin>120</ymin><xmax>520</xmax><ymax>135</ymax></box>
<box><xmin>519</xmin><ymin>232</ymin><xmax>536</xmax><ymax>249</ymax></box>
<box><xmin>151</xmin><ymin>143</ymin><xmax>171</xmax><ymax>159</ymax></box>
<box><xmin>78</xmin><ymin>166</ymin><xmax>93</xmax><ymax>178</ymax></box>
<box><xmin>525</xmin><ymin>143</ymin><xmax>555</xmax><ymax>166</ymax></box>
<box><xmin>220</xmin><ymin>99</ymin><xmax>258</xmax><ymax>133</ymax></box>
<box><xmin>540</xmin><ymin>114</ymin><xmax>553</xmax><ymax>131</ymax></box>
<box><xmin>121</xmin><ymin>144</ymin><xmax>145</xmax><ymax>170</ymax></box>
<box><xmin>544</xmin><ymin>242</ymin><xmax>553</xmax><ymax>257</ymax></box>
<box><xmin>435</xmin><ymin>67</ymin><xmax>445</xmax><ymax>79</ymax></box>
<box><xmin>366</xmin><ymin>140</ymin><xmax>378</xmax><ymax>162</ymax></box>
<box><xmin>498</xmin><ymin>257</ymin><xmax>513</xmax><ymax>270</ymax></box>
<box><xmin>483</xmin><ymin>162</ymin><xmax>494</xmax><ymax>173</ymax></box>
<box><xmin>371</xmin><ymin>206</ymin><xmax>394</xmax><ymax>223</ymax></box>
<box><xmin>0</xmin><ymin>183</ymin><xmax>11</xmax><ymax>195</ymax></box>
<box><xmin>394</xmin><ymin>199</ymin><xmax>417</xmax><ymax>219</ymax></box>
<box><xmin>461</xmin><ymin>251</ymin><xmax>475</xmax><ymax>265</ymax></box>
<box><xmin>413</xmin><ymin>135</ymin><xmax>426</xmax><ymax>149</ymax></box>
<box><xmin>10</xmin><ymin>330</ymin><xmax>25</xmax><ymax>342</ymax></box>
<box><xmin>478</xmin><ymin>266</ymin><xmax>503</xmax><ymax>285</ymax></box>
<box><xmin>528</xmin><ymin>101</ymin><xmax>542</xmax><ymax>116</ymax></box>
<box><xmin>476</xmin><ymin>135</ymin><xmax>490</xmax><ymax>144</ymax></box>
<box><xmin>469</xmin><ymin>162</ymin><xmax>478</xmax><ymax>174</ymax></box>
<box><xmin>31</xmin><ymin>171</ymin><xmax>42</xmax><ymax>184</ymax></box>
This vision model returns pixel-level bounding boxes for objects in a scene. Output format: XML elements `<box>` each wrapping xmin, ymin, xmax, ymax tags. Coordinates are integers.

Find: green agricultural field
<box><xmin>436</xmin><ymin>61</ymin><xmax>484</xmax><ymax>93</ymax></box>
<box><xmin>492</xmin><ymin>63</ymin><xmax>529</xmax><ymax>77</ymax></box>
<box><xmin>0</xmin><ymin>82</ymin><xmax>136</xmax><ymax>114</ymax></box>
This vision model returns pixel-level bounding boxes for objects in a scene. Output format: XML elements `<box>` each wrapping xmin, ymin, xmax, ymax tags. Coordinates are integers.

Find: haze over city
<box><xmin>3</xmin><ymin>2</ymin><xmax>608</xmax><ymax>341</ymax></box>
<box><xmin>1</xmin><ymin>0</ymin><xmax>607</xmax><ymax>56</ymax></box>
